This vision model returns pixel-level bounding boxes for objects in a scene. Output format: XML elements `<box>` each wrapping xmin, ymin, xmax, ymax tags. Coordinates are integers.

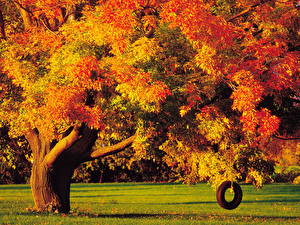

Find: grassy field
<box><xmin>0</xmin><ymin>183</ymin><xmax>299</xmax><ymax>225</ymax></box>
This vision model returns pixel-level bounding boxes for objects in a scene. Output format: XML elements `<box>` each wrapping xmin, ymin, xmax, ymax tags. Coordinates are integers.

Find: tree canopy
<box><xmin>0</xmin><ymin>0</ymin><xmax>299</xmax><ymax>191</ymax></box>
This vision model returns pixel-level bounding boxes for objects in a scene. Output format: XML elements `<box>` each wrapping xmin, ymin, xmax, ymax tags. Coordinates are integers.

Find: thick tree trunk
<box><xmin>14</xmin><ymin>4</ymin><xmax>35</xmax><ymax>30</ymax></box>
<box><xmin>0</xmin><ymin>8</ymin><xmax>6</xmax><ymax>40</ymax></box>
<box><xmin>26</xmin><ymin>128</ymin><xmax>70</xmax><ymax>213</ymax></box>
<box><xmin>26</xmin><ymin>125</ymin><xmax>135</xmax><ymax>213</ymax></box>
<box><xmin>26</xmin><ymin>128</ymin><xmax>76</xmax><ymax>213</ymax></box>
<box><xmin>26</xmin><ymin>126</ymin><xmax>99</xmax><ymax>213</ymax></box>
<box><xmin>30</xmin><ymin>161</ymin><xmax>76</xmax><ymax>213</ymax></box>
<box><xmin>31</xmin><ymin>163</ymin><xmax>61</xmax><ymax>212</ymax></box>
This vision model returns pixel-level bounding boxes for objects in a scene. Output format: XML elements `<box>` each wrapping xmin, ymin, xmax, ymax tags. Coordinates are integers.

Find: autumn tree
<box><xmin>0</xmin><ymin>0</ymin><xmax>299</xmax><ymax>213</ymax></box>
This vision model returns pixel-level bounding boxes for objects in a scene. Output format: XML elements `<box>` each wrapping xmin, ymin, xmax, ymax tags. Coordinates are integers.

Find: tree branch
<box><xmin>89</xmin><ymin>134</ymin><xmax>137</xmax><ymax>159</ymax></box>
<box><xmin>273</xmin><ymin>135</ymin><xmax>300</xmax><ymax>141</ymax></box>
<box><xmin>25</xmin><ymin>128</ymin><xmax>41</xmax><ymax>155</ymax></box>
<box><xmin>12</xmin><ymin>0</ymin><xmax>37</xmax><ymax>29</ymax></box>
<box><xmin>39</xmin><ymin>16</ymin><xmax>59</xmax><ymax>35</ymax></box>
<box><xmin>12</xmin><ymin>0</ymin><xmax>39</xmax><ymax>30</ymax></box>
<box><xmin>0</xmin><ymin>7</ymin><xmax>6</xmax><ymax>40</ymax></box>
<box><xmin>289</xmin><ymin>97</ymin><xmax>300</xmax><ymax>104</ymax></box>
<box><xmin>11</xmin><ymin>0</ymin><xmax>31</xmax><ymax>13</ymax></box>
<box><xmin>43</xmin><ymin>125</ymin><xmax>81</xmax><ymax>167</ymax></box>
<box><xmin>227</xmin><ymin>0</ymin><xmax>272</xmax><ymax>22</ymax></box>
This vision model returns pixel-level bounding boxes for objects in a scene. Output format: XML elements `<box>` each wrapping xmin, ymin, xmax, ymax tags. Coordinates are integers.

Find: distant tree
<box><xmin>0</xmin><ymin>0</ymin><xmax>299</xmax><ymax>213</ymax></box>
<box><xmin>0</xmin><ymin>125</ymin><xmax>31</xmax><ymax>184</ymax></box>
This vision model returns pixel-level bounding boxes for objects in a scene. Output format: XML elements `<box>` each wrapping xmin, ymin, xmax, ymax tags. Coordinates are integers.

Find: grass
<box><xmin>0</xmin><ymin>183</ymin><xmax>299</xmax><ymax>224</ymax></box>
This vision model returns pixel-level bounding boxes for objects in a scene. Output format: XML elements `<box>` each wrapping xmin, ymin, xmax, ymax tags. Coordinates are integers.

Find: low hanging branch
<box><xmin>12</xmin><ymin>0</ymin><xmax>36</xmax><ymax>29</ymax></box>
<box><xmin>227</xmin><ymin>0</ymin><xmax>272</xmax><ymax>22</ymax></box>
<box><xmin>39</xmin><ymin>17</ymin><xmax>60</xmax><ymax>35</ymax></box>
<box><xmin>90</xmin><ymin>134</ymin><xmax>137</xmax><ymax>159</ymax></box>
<box><xmin>43</xmin><ymin>125</ymin><xmax>81</xmax><ymax>167</ymax></box>
<box><xmin>0</xmin><ymin>8</ymin><xmax>6</xmax><ymax>40</ymax></box>
<box><xmin>273</xmin><ymin>135</ymin><xmax>300</xmax><ymax>141</ymax></box>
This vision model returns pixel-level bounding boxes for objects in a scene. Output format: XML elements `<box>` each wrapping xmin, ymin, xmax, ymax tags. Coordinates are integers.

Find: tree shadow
<box><xmin>71</xmin><ymin>193</ymin><xmax>194</xmax><ymax>198</ymax></box>
<box><xmin>0</xmin><ymin>185</ymin><xmax>30</xmax><ymax>190</ymax></box>
<box><xmin>70</xmin><ymin>212</ymin><xmax>173</xmax><ymax>219</ymax></box>
<box><xmin>153</xmin><ymin>201</ymin><xmax>216</xmax><ymax>205</ymax></box>
<box><xmin>71</xmin><ymin>187</ymin><xmax>171</xmax><ymax>193</ymax></box>
<box><xmin>242</xmin><ymin>199</ymin><xmax>300</xmax><ymax>203</ymax></box>
<box><xmin>72</xmin><ymin>183</ymin><xmax>182</xmax><ymax>189</ymax></box>
<box><xmin>72</xmin><ymin>194</ymin><xmax>124</xmax><ymax>198</ymax></box>
<box><xmin>71</xmin><ymin>183</ymin><xmax>182</xmax><ymax>191</ymax></box>
<box><xmin>16</xmin><ymin>211</ymin><xmax>179</xmax><ymax>219</ymax></box>
<box><xmin>85</xmin><ymin>214</ymin><xmax>300</xmax><ymax>220</ymax></box>
<box><xmin>17</xmin><ymin>211</ymin><xmax>300</xmax><ymax>221</ymax></box>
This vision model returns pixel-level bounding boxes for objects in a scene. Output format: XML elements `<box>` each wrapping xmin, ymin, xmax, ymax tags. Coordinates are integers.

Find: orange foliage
<box><xmin>40</xmin><ymin>85</ymin><xmax>103</xmax><ymax>135</ymax></box>
<box><xmin>18</xmin><ymin>0</ymin><xmax>81</xmax><ymax>18</ymax></box>
<box><xmin>0</xmin><ymin>0</ymin><xmax>299</xmax><ymax>185</ymax></box>
<box><xmin>266</xmin><ymin>52</ymin><xmax>300</xmax><ymax>91</ymax></box>
<box><xmin>160</xmin><ymin>0</ymin><xmax>241</xmax><ymax>50</ymax></box>
<box><xmin>107</xmin><ymin>61</ymin><xmax>171</xmax><ymax>108</ymax></box>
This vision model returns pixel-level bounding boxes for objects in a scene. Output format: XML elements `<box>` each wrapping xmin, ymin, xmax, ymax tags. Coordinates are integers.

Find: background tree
<box><xmin>0</xmin><ymin>0</ymin><xmax>299</xmax><ymax>213</ymax></box>
<box><xmin>0</xmin><ymin>125</ymin><xmax>31</xmax><ymax>184</ymax></box>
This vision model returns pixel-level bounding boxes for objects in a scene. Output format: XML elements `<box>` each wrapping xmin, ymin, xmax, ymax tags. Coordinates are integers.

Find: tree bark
<box><xmin>89</xmin><ymin>134</ymin><xmax>137</xmax><ymax>159</ymax></box>
<box><xmin>13</xmin><ymin>1</ymin><xmax>35</xmax><ymax>30</ymax></box>
<box><xmin>227</xmin><ymin>0</ymin><xmax>273</xmax><ymax>22</ymax></box>
<box><xmin>26</xmin><ymin>129</ymin><xmax>61</xmax><ymax>212</ymax></box>
<box><xmin>25</xmin><ymin>125</ymin><xmax>135</xmax><ymax>213</ymax></box>
<box><xmin>0</xmin><ymin>8</ymin><xmax>6</xmax><ymax>40</ymax></box>
<box><xmin>30</xmin><ymin>163</ymin><xmax>63</xmax><ymax>212</ymax></box>
<box><xmin>26</xmin><ymin>128</ymin><xmax>82</xmax><ymax>213</ymax></box>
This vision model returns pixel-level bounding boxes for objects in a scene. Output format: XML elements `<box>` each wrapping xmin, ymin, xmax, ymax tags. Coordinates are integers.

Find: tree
<box><xmin>0</xmin><ymin>0</ymin><xmax>299</xmax><ymax>213</ymax></box>
<box><xmin>0</xmin><ymin>125</ymin><xmax>32</xmax><ymax>184</ymax></box>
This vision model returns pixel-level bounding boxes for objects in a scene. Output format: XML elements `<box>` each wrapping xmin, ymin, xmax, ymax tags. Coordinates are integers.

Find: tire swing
<box><xmin>216</xmin><ymin>181</ymin><xmax>243</xmax><ymax>210</ymax></box>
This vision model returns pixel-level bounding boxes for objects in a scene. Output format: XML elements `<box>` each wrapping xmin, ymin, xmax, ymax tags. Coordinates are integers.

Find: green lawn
<box><xmin>0</xmin><ymin>183</ymin><xmax>299</xmax><ymax>224</ymax></box>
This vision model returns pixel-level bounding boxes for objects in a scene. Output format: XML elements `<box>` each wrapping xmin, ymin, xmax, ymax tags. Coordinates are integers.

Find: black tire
<box><xmin>216</xmin><ymin>181</ymin><xmax>242</xmax><ymax>210</ymax></box>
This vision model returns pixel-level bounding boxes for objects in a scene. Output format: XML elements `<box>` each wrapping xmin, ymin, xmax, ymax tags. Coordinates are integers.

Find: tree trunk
<box><xmin>26</xmin><ymin>126</ymin><xmax>99</xmax><ymax>213</ymax></box>
<box><xmin>31</xmin><ymin>161</ymin><xmax>76</xmax><ymax>213</ymax></box>
<box><xmin>26</xmin><ymin>129</ymin><xmax>75</xmax><ymax>213</ymax></box>
<box><xmin>26</xmin><ymin>125</ymin><xmax>135</xmax><ymax>213</ymax></box>
<box><xmin>0</xmin><ymin>8</ymin><xmax>6</xmax><ymax>40</ymax></box>
<box><xmin>13</xmin><ymin>1</ymin><xmax>35</xmax><ymax>30</ymax></box>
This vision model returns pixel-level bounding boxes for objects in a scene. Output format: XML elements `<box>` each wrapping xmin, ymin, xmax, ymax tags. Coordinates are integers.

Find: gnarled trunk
<box><xmin>26</xmin><ymin>128</ymin><xmax>73</xmax><ymax>212</ymax></box>
<box><xmin>0</xmin><ymin>8</ymin><xmax>6</xmax><ymax>40</ymax></box>
<box><xmin>26</xmin><ymin>125</ymin><xmax>135</xmax><ymax>213</ymax></box>
<box><xmin>31</xmin><ymin>161</ymin><xmax>76</xmax><ymax>213</ymax></box>
<box><xmin>31</xmin><ymin>163</ymin><xmax>62</xmax><ymax>212</ymax></box>
<box><xmin>13</xmin><ymin>2</ymin><xmax>36</xmax><ymax>30</ymax></box>
<box><xmin>26</xmin><ymin>126</ymin><xmax>94</xmax><ymax>213</ymax></box>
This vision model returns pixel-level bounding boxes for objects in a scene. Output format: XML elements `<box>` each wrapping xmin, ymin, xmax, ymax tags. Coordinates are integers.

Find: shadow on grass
<box><xmin>79</xmin><ymin>214</ymin><xmax>300</xmax><ymax>221</ymax></box>
<box><xmin>72</xmin><ymin>195</ymin><xmax>125</xmax><ymax>198</ymax></box>
<box><xmin>71</xmin><ymin>193</ymin><xmax>194</xmax><ymax>198</ymax></box>
<box><xmin>72</xmin><ymin>186</ymin><xmax>196</xmax><ymax>193</ymax></box>
<box><xmin>0</xmin><ymin>185</ymin><xmax>30</xmax><ymax>190</ymax></box>
<box><xmin>72</xmin><ymin>213</ymin><xmax>172</xmax><ymax>219</ymax></box>
<box><xmin>71</xmin><ymin>183</ymin><xmax>182</xmax><ymax>189</ymax></box>
<box><xmin>154</xmin><ymin>201</ymin><xmax>216</xmax><ymax>205</ymax></box>
<box><xmin>242</xmin><ymin>199</ymin><xmax>300</xmax><ymax>203</ymax></box>
<box><xmin>17</xmin><ymin>211</ymin><xmax>300</xmax><ymax>221</ymax></box>
<box><xmin>71</xmin><ymin>187</ymin><xmax>173</xmax><ymax>193</ymax></box>
<box><xmin>17</xmin><ymin>211</ymin><xmax>177</xmax><ymax>219</ymax></box>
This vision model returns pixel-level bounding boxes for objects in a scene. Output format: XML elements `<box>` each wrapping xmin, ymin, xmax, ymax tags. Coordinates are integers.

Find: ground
<box><xmin>0</xmin><ymin>183</ymin><xmax>299</xmax><ymax>224</ymax></box>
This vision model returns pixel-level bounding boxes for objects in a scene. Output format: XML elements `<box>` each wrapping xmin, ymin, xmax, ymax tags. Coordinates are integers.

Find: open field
<box><xmin>0</xmin><ymin>183</ymin><xmax>299</xmax><ymax>224</ymax></box>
